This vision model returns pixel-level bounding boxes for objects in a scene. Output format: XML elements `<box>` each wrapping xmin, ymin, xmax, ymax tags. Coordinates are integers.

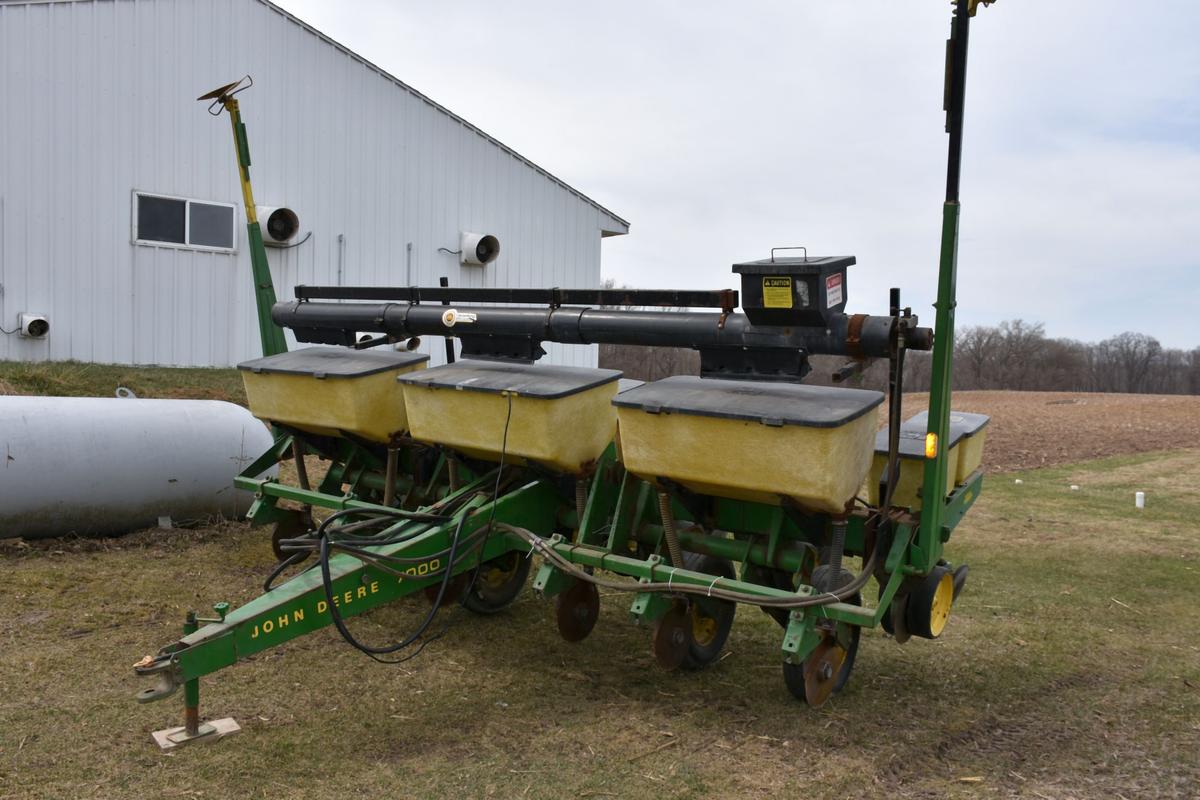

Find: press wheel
<box><xmin>652</xmin><ymin>601</ymin><xmax>690</xmax><ymax>670</ymax></box>
<box><xmin>555</xmin><ymin>579</ymin><xmax>600</xmax><ymax>642</ymax></box>
<box><xmin>782</xmin><ymin>591</ymin><xmax>862</xmax><ymax>706</ymax></box>
<box><xmin>462</xmin><ymin>550</ymin><xmax>532</xmax><ymax>615</ymax></box>
<box><xmin>270</xmin><ymin>509</ymin><xmax>313</xmax><ymax>561</ymax></box>
<box><xmin>680</xmin><ymin>552</ymin><xmax>736</xmax><ymax>669</ymax></box>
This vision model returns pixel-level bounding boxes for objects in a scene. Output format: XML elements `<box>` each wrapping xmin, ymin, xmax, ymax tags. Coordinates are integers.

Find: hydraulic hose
<box><xmin>496</xmin><ymin>522</ymin><xmax>884</xmax><ymax>610</ymax></box>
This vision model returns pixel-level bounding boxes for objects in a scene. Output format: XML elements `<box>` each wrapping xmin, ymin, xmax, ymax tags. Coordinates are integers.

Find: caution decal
<box><xmin>762</xmin><ymin>277</ymin><xmax>793</xmax><ymax>309</ymax></box>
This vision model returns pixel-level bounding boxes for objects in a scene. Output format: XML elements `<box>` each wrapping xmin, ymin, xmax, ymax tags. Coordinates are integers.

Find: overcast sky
<box><xmin>274</xmin><ymin>1</ymin><xmax>1199</xmax><ymax>349</ymax></box>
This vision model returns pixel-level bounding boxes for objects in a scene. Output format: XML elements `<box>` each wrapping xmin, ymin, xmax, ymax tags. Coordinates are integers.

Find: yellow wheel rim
<box><xmin>482</xmin><ymin>553</ymin><xmax>519</xmax><ymax>590</ymax></box>
<box><xmin>928</xmin><ymin>572</ymin><xmax>954</xmax><ymax>637</ymax></box>
<box><xmin>690</xmin><ymin>605</ymin><xmax>718</xmax><ymax>647</ymax></box>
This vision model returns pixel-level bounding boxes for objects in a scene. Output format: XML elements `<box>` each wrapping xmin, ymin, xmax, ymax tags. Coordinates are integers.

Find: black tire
<box><xmin>462</xmin><ymin>550</ymin><xmax>532</xmax><ymax>615</ymax></box>
<box><xmin>680</xmin><ymin>552</ymin><xmax>737</xmax><ymax>670</ymax></box>
<box><xmin>811</xmin><ymin>564</ymin><xmax>856</xmax><ymax>594</ymax></box>
<box><xmin>951</xmin><ymin>563</ymin><xmax>969</xmax><ymax>600</ymax></box>
<box><xmin>270</xmin><ymin>509</ymin><xmax>313</xmax><ymax>561</ymax></box>
<box><xmin>879</xmin><ymin>581</ymin><xmax>897</xmax><ymax>635</ymax></box>
<box><xmin>782</xmin><ymin>590</ymin><xmax>862</xmax><ymax>703</ymax></box>
<box><xmin>905</xmin><ymin>565</ymin><xmax>954</xmax><ymax>639</ymax></box>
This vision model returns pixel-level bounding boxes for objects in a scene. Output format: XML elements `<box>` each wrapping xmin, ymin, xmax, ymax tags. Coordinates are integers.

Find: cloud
<box><xmin>274</xmin><ymin>0</ymin><xmax>1199</xmax><ymax>349</ymax></box>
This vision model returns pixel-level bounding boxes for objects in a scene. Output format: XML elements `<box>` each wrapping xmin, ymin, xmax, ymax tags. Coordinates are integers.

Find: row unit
<box><xmin>239</xmin><ymin>348</ymin><xmax>986</xmax><ymax>514</ymax></box>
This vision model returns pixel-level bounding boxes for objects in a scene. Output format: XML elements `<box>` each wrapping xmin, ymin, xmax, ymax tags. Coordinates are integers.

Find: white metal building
<box><xmin>0</xmin><ymin>0</ymin><xmax>628</xmax><ymax>368</ymax></box>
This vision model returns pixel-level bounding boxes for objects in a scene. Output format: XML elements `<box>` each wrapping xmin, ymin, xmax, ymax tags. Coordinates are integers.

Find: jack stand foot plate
<box><xmin>151</xmin><ymin>717</ymin><xmax>241</xmax><ymax>750</ymax></box>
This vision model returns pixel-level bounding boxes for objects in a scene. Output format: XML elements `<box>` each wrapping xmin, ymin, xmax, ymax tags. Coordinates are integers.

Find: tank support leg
<box><xmin>149</xmin><ymin>612</ymin><xmax>241</xmax><ymax>750</ymax></box>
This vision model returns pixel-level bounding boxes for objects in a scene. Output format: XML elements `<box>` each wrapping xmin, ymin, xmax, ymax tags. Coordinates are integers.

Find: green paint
<box><xmin>165</xmin><ymin>481</ymin><xmax>559</xmax><ymax>683</ymax></box>
<box><xmin>222</xmin><ymin>100</ymin><xmax>286</xmax><ymax>358</ymax></box>
<box><xmin>917</xmin><ymin>201</ymin><xmax>962</xmax><ymax>574</ymax></box>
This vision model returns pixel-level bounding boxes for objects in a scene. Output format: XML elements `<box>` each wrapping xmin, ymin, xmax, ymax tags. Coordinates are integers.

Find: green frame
<box><xmin>138</xmin><ymin>0</ymin><xmax>993</xmax><ymax>724</ymax></box>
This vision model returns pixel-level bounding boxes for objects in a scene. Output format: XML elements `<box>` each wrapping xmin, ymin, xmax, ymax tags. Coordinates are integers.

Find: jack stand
<box><xmin>150</xmin><ymin>609</ymin><xmax>241</xmax><ymax>750</ymax></box>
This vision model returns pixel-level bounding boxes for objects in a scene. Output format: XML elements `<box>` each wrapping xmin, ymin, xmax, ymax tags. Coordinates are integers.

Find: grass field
<box><xmin>0</xmin><ymin>361</ymin><xmax>244</xmax><ymax>404</ymax></box>
<box><xmin>2</xmin><ymin>448</ymin><xmax>1197</xmax><ymax>799</ymax></box>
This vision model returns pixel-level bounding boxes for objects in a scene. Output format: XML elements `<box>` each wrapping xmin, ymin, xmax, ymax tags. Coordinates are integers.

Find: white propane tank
<box><xmin>0</xmin><ymin>396</ymin><xmax>277</xmax><ymax>539</ymax></box>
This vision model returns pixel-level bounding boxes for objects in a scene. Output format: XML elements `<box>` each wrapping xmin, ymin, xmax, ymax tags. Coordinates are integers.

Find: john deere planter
<box><xmin>135</xmin><ymin>0</ymin><xmax>997</xmax><ymax>746</ymax></box>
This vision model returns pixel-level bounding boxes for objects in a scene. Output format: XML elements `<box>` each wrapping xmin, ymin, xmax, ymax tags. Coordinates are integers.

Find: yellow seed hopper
<box><xmin>238</xmin><ymin>346</ymin><xmax>428</xmax><ymax>442</ymax></box>
<box><xmin>613</xmin><ymin>376</ymin><xmax>884</xmax><ymax>513</ymax></box>
<box><xmin>399</xmin><ymin>360</ymin><xmax>622</xmax><ymax>475</ymax></box>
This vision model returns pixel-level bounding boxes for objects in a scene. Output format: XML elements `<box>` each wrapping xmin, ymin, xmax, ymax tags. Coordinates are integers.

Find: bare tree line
<box><xmin>599</xmin><ymin>313</ymin><xmax>1199</xmax><ymax>396</ymax></box>
<box><xmin>948</xmin><ymin>321</ymin><xmax>1199</xmax><ymax>395</ymax></box>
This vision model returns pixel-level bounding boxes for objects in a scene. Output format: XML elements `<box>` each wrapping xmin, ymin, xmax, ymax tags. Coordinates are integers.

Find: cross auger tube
<box><xmin>135</xmin><ymin>0</ymin><xmax>997</xmax><ymax>743</ymax></box>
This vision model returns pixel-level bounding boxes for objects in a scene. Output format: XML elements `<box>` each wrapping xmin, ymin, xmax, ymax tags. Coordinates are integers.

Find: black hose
<box><xmin>318</xmin><ymin>509</ymin><xmax>473</xmax><ymax>663</ymax></box>
<box><xmin>457</xmin><ymin>393</ymin><xmax>514</xmax><ymax>607</ymax></box>
<box><xmin>263</xmin><ymin>551</ymin><xmax>311</xmax><ymax>592</ymax></box>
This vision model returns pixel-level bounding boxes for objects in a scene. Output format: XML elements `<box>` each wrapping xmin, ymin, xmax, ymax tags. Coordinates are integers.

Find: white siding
<box><xmin>0</xmin><ymin>0</ymin><xmax>627</xmax><ymax>368</ymax></box>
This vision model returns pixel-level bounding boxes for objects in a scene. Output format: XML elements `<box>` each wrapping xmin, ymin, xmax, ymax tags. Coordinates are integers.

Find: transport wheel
<box><xmin>652</xmin><ymin>601</ymin><xmax>690</xmax><ymax>670</ymax></box>
<box><xmin>555</xmin><ymin>579</ymin><xmax>600</xmax><ymax>642</ymax></box>
<box><xmin>462</xmin><ymin>550</ymin><xmax>532</xmax><ymax>615</ymax></box>
<box><xmin>270</xmin><ymin>509</ymin><xmax>313</xmax><ymax>561</ymax></box>
<box><xmin>782</xmin><ymin>591</ymin><xmax>862</xmax><ymax>706</ymax></box>
<box><xmin>680</xmin><ymin>552</ymin><xmax>736</xmax><ymax>669</ymax></box>
<box><xmin>905</xmin><ymin>566</ymin><xmax>954</xmax><ymax>639</ymax></box>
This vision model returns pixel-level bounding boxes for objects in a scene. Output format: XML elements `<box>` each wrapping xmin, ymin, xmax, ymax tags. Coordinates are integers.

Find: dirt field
<box><xmin>888</xmin><ymin>391</ymin><xmax>1200</xmax><ymax>473</ymax></box>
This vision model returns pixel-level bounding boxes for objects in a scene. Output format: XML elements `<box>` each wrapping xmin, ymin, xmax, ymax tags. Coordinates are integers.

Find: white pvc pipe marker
<box><xmin>1135</xmin><ymin>491</ymin><xmax>1146</xmax><ymax>509</ymax></box>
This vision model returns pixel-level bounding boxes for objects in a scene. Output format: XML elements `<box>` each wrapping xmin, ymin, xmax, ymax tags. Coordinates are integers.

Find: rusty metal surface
<box><xmin>846</xmin><ymin>313</ymin><xmax>868</xmax><ymax>359</ymax></box>
<box><xmin>801</xmin><ymin>636</ymin><xmax>848</xmax><ymax>707</ymax></box>
<box><xmin>652</xmin><ymin>603</ymin><xmax>689</xmax><ymax>670</ymax></box>
<box><xmin>555</xmin><ymin>580</ymin><xmax>600</xmax><ymax>642</ymax></box>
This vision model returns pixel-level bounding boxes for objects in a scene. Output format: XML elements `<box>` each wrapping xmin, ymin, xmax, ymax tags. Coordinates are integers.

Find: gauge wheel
<box><xmin>461</xmin><ymin>550</ymin><xmax>532</xmax><ymax>615</ymax></box>
<box><xmin>270</xmin><ymin>509</ymin><xmax>313</xmax><ymax>561</ymax></box>
<box><xmin>905</xmin><ymin>565</ymin><xmax>954</xmax><ymax>639</ymax></box>
<box><xmin>782</xmin><ymin>590</ymin><xmax>862</xmax><ymax>706</ymax></box>
<box><xmin>680</xmin><ymin>552</ymin><xmax>737</xmax><ymax>669</ymax></box>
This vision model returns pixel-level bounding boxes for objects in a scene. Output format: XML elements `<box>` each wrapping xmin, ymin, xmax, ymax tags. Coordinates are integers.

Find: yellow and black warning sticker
<box><xmin>762</xmin><ymin>277</ymin><xmax>793</xmax><ymax>309</ymax></box>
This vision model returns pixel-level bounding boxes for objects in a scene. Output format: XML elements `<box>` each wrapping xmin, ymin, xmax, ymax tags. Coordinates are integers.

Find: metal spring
<box><xmin>575</xmin><ymin>480</ymin><xmax>589</xmax><ymax>538</ymax></box>
<box><xmin>827</xmin><ymin>517</ymin><xmax>848</xmax><ymax>591</ymax></box>
<box><xmin>657</xmin><ymin>491</ymin><xmax>685</xmax><ymax>569</ymax></box>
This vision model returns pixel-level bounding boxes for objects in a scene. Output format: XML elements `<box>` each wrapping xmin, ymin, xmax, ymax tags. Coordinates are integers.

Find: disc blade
<box><xmin>652</xmin><ymin>604</ymin><xmax>689</xmax><ymax>670</ymax></box>
<box><xmin>801</xmin><ymin>638</ymin><xmax>848</xmax><ymax>708</ymax></box>
<box><xmin>555</xmin><ymin>580</ymin><xmax>599</xmax><ymax>642</ymax></box>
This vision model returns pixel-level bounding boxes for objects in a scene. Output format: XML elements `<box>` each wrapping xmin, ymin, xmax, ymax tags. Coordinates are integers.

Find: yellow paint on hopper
<box><xmin>400</xmin><ymin>363</ymin><xmax>621</xmax><ymax>475</ymax></box>
<box><xmin>865</xmin><ymin>411</ymin><xmax>989</xmax><ymax>508</ymax></box>
<box><xmin>954</xmin><ymin>428</ymin><xmax>987</xmax><ymax>484</ymax></box>
<box><xmin>617</xmin><ymin>409</ymin><xmax>877</xmax><ymax>513</ymax></box>
<box><xmin>613</xmin><ymin>378</ymin><xmax>883</xmax><ymax>514</ymax></box>
<box><xmin>864</xmin><ymin>442</ymin><xmax>959</xmax><ymax>510</ymax></box>
<box><xmin>239</xmin><ymin>348</ymin><xmax>428</xmax><ymax>442</ymax></box>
